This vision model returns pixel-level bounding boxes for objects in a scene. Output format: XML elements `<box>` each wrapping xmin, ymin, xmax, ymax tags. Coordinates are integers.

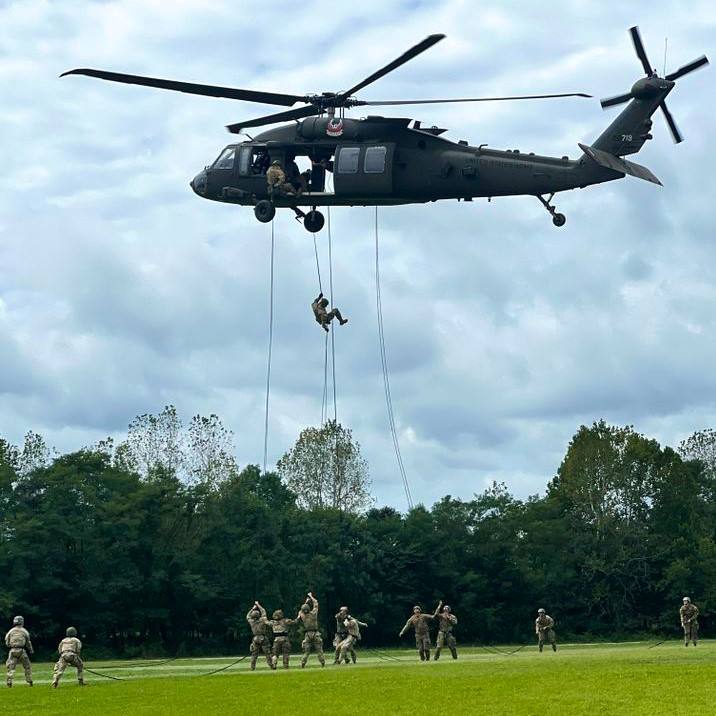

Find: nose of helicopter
<box><xmin>190</xmin><ymin>169</ymin><xmax>208</xmax><ymax>196</ymax></box>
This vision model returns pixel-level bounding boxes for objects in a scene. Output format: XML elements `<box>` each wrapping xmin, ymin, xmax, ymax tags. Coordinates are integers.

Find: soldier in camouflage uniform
<box><xmin>266</xmin><ymin>160</ymin><xmax>297</xmax><ymax>197</ymax></box>
<box><xmin>535</xmin><ymin>608</ymin><xmax>557</xmax><ymax>652</ymax></box>
<box><xmin>333</xmin><ymin>606</ymin><xmax>350</xmax><ymax>664</ymax></box>
<box><xmin>336</xmin><ymin>613</ymin><xmax>368</xmax><ymax>665</ymax></box>
<box><xmin>297</xmin><ymin>592</ymin><xmax>325</xmax><ymax>668</ymax></box>
<box><xmin>680</xmin><ymin>597</ymin><xmax>699</xmax><ymax>646</ymax></box>
<box><xmin>51</xmin><ymin>627</ymin><xmax>84</xmax><ymax>688</ymax></box>
<box><xmin>246</xmin><ymin>601</ymin><xmax>274</xmax><ymax>670</ymax></box>
<box><xmin>263</xmin><ymin>604</ymin><xmax>298</xmax><ymax>669</ymax></box>
<box><xmin>433</xmin><ymin>601</ymin><xmax>458</xmax><ymax>660</ymax></box>
<box><xmin>5</xmin><ymin>615</ymin><xmax>33</xmax><ymax>687</ymax></box>
<box><xmin>399</xmin><ymin>605</ymin><xmax>436</xmax><ymax>661</ymax></box>
<box><xmin>311</xmin><ymin>293</ymin><xmax>348</xmax><ymax>333</ymax></box>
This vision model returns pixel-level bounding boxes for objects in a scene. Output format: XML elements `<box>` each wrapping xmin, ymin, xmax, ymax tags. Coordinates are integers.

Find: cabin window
<box><xmin>337</xmin><ymin>147</ymin><xmax>360</xmax><ymax>174</ymax></box>
<box><xmin>364</xmin><ymin>146</ymin><xmax>387</xmax><ymax>174</ymax></box>
<box><xmin>237</xmin><ymin>147</ymin><xmax>252</xmax><ymax>175</ymax></box>
<box><xmin>214</xmin><ymin>147</ymin><xmax>236</xmax><ymax>170</ymax></box>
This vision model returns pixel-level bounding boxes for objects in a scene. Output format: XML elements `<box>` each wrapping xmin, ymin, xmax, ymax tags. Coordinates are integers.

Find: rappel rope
<box><xmin>374</xmin><ymin>207</ymin><xmax>414</xmax><ymax>510</ymax></box>
<box><xmin>327</xmin><ymin>208</ymin><xmax>337</xmax><ymax>423</ymax></box>
<box><xmin>197</xmin><ymin>654</ymin><xmax>248</xmax><ymax>677</ymax></box>
<box><xmin>263</xmin><ymin>219</ymin><xmax>275</xmax><ymax>474</ymax></box>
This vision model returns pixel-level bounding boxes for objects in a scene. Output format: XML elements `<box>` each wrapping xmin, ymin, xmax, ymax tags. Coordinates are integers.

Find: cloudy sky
<box><xmin>1</xmin><ymin>0</ymin><xmax>715</xmax><ymax>507</ymax></box>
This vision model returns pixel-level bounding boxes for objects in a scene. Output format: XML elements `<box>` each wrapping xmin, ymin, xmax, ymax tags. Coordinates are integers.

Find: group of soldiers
<box><xmin>246</xmin><ymin>592</ymin><xmax>367</xmax><ymax>670</ymax></box>
<box><xmin>4</xmin><ymin>616</ymin><xmax>83</xmax><ymax>688</ymax></box>
<box><xmin>5</xmin><ymin>596</ymin><xmax>703</xmax><ymax>685</ymax></box>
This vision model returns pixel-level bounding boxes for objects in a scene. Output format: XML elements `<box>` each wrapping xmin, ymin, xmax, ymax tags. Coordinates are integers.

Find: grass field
<box><xmin>3</xmin><ymin>641</ymin><xmax>714</xmax><ymax>715</ymax></box>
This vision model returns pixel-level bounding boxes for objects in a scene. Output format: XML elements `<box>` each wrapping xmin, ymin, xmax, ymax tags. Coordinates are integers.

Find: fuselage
<box><xmin>190</xmin><ymin>115</ymin><xmax>619</xmax><ymax>208</ymax></box>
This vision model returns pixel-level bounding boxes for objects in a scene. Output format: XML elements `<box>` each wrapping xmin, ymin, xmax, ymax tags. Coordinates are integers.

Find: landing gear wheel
<box><xmin>304</xmin><ymin>210</ymin><xmax>325</xmax><ymax>233</ymax></box>
<box><xmin>536</xmin><ymin>193</ymin><xmax>566</xmax><ymax>228</ymax></box>
<box><xmin>254</xmin><ymin>200</ymin><xmax>275</xmax><ymax>223</ymax></box>
<box><xmin>552</xmin><ymin>213</ymin><xmax>566</xmax><ymax>227</ymax></box>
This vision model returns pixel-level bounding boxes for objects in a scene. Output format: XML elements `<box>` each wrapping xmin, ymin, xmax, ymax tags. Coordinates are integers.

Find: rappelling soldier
<box><xmin>398</xmin><ymin>605</ymin><xmax>436</xmax><ymax>661</ymax></box>
<box><xmin>311</xmin><ymin>292</ymin><xmax>348</xmax><ymax>332</ymax></box>
<box><xmin>246</xmin><ymin>601</ymin><xmax>274</xmax><ymax>670</ymax></box>
<box><xmin>297</xmin><ymin>592</ymin><xmax>325</xmax><ymax>668</ymax></box>
<box><xmin>336</xmin><ymin>613</ymin><xmax>368</xmax><ymax>664</ymax></box>
<box><xmin>433</xmin><ymin>601</ymin><xmax>458</xmax><ymax>660</ymax></box>
<box><xmin>535</xmin><ymin>608</ymin><xmax>557</xmax><ymax>652</ymax></box>
<box><xmin>5</xmin><ymin>615</ymin><xmax>33</xmax><ymax>687</ymax></box>
<box><xmin>680</xmin><ymin>597</ymin><xmax>699</xmax><ymax>646</ymax></box>
<box><xmin>266</xmin><ymin>160</ymin><xmax>296</xmax><ymax>197</ymax></box>
<box><xmin>52</xmin><ymin>627</ymin><xmax>84</xmax><ymax>688</ymax></box>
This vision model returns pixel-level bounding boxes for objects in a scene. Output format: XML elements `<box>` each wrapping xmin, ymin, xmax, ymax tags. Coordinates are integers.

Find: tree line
<box><xmin>1</xmin><ymin>408</ymin><xmax>715</xmax><ymax>657</ymax></box>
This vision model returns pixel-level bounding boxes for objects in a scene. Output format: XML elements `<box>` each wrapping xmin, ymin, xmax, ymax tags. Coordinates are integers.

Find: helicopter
<box><xmin>62</xmin><ymin>27</ymin><xmax>708</xmax><ymax>232</ymax></box>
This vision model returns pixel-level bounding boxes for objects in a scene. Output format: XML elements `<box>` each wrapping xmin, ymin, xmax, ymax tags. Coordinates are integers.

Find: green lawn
<box><xmin>3</xmin><ymin>641</ymin><xmax>714</xmax><ymax>715</ymax></box>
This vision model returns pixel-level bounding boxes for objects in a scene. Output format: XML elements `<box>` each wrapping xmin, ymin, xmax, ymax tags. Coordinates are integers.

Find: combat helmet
<box><xmin>12</xmin><ymin>616</ymin><xmax>24</xmax><ymax>626</ymax></box>
<box><xmin>538</xmin><ymin>608</ymin><xmax>546</xmax><ymax>614</ymax></box>
<box><xmin>272</xmin><ymin>609</ymin><xmax>284</xmax><ymax>620</ymax></box>
<box><xmin>66</xmin><ymin>627</ymin><xmax>77</xmax><ymax>637</ymax></box>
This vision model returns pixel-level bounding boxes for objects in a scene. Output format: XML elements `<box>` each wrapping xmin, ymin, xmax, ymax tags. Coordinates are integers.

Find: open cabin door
<box><xmin>333</xmin><ymin>143</ymin><xmax>395</xmax><ymax>197</ymax></box>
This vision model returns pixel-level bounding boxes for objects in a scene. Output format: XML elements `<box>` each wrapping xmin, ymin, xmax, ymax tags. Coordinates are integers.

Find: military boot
<box><xmin>552</xmin><ymin>644</ymin><xmax>557</xmax><ymax>652</ymax></box>
<box><xmin>450</xmin><ymin>648</ymin><xmax>458</xmax><ymax>659</ymax></box>
<box><xmin>52</xmin><ymin>681</ymin><xmax>58</xmax><ymax>689</ymax></box>
<box><xmin>78</xmin><ymin>678</ymin><xmax>85</xmax><ymax>686</ymax></box>
<box><xmin>351</xmin><ymin>653</ymin><xmax>356</xmax><ymax>664</ymax></box>
<box><xmin>539</xmin><ymin>644</ymin><xmax>543</xmax><ymax>652</ymax></box>
<box><xmin>434</xmin><ymin>648</ymin><xmax>441</xmax><ymax>661</ymax></box>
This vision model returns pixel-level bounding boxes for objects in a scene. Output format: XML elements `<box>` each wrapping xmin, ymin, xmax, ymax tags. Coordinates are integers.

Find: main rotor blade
<box><xmin>357</xmin><ymin>92</ymin><xmax>591</xmax><ymax>106</ymax></box>
<box><xmin>226</xmin><ymin>105</ymin><xmax>320</xmax><ymax>133</ymax></box>
<box><xmin>600</xmin><ymin>91</ymin><xmax>632</xmax><ymax>109</ymax></box>
<box><xmin>665</xmin><ymin>55</ymin><xmax>709</xmax><ymax>81</ymax></box>
<box><xmin>61</xmin><ymin>68</ymin><xmax>304</xmax><ymax>107</ymax></box>
<box><xmin>660</xmin><ymin>101</ymin><xmax>683</xmax><ymax>143</ymax></box>
<box><xmin>339</xmin><ymin>34</ymin><xmax>445</xmax><ymax>99</ymax></box>
<box><xmin>629</xmin><ymin>26</ymin><xmax>653</xmax><ymax>76</ymax></box>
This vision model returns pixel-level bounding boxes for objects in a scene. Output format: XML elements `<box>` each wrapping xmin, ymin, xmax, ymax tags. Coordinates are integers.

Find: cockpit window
<box><xmin>214</xmin><ymin>147</ymin><xmax>236</xmax><ymax>170</ymax></box>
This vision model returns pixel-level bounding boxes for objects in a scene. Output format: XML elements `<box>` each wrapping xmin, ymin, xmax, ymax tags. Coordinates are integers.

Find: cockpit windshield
<box><xmin>213</xmin><ymin>147</ymin><xmax>236</xmax><ymax>170</ymax></box>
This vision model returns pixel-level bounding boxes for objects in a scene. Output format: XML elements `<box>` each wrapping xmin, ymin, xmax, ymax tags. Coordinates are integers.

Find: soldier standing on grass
<box><xmin>5</xmin><ymin>616</ymin><xmax>33</xmax><ymax>688</ymax></box>
<box><xmin>680</xmin><ymin>597</ymin><xmax>699</xmax><ymax>647</ymax></box>
<box><xmin>297</xmin><ymin>592</ymin><xmax>325</xmax><ymax>668</ymax></box>
<box><xmin>535</xmin><ymin>608</ymin><xmax>557</xmax><ymax>652</ymax></box>
<box><xmin>51</xmin><ymin>627</ymin><xmax>84</xmax><ymax>688</ymax></box>
<box><xmin>333</xmin><ymin>606</ymin><xmax>350</xmax><ymax>664</ymax></box>
<box><xmin>398</xmin><ymin>605</ymin><xmax>436</xmax><ymax>661</ymax></box>
<box><xmin>265</xmin><ymin>606</ymin><xmax>299</xmax><ymax>669</ymax></box>
<box><xmin>433</xmin><ymin>601</ymin><xmax>458</xmax><ymax>660</ymax></box>
<box><xmin>247</xmin><ymin>602</ymin><xmax>275</xmax><ymax>671</ymax></box>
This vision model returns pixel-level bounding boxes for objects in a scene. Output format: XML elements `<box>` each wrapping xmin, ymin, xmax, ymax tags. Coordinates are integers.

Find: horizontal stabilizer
<box><xmin>578</xmin><ymin>143</ymin><xmax>662</xmax><ymax>185</ymax></box>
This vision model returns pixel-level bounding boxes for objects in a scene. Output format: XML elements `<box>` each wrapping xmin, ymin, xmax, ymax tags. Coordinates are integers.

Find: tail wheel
<box><xmin>254</xmin><ymin>200</ymin><xmax>276</xmax><ymax>223</ymax></box>
<box><xmin>552</xmin><ymin>213</ymin><xmax>566</xmax><ymax>227</ymax></box>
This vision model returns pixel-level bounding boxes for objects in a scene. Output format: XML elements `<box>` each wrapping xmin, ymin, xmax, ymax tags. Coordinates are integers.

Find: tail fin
<box><xmin>592</xmin><ymin>92</ymin><xmax>668</xmax><ymax>156</ymax></box>
<box><xmin>578</xmin><ymin>143</ymin><xmax>661</xmax><ymax>185</ymax></box>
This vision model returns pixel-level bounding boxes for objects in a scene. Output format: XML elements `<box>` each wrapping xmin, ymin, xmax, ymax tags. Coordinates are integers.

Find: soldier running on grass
<box><xmin>399</xmin><ymin>605</ymin><xmax>436</xmax><ymax>661</ymax></box>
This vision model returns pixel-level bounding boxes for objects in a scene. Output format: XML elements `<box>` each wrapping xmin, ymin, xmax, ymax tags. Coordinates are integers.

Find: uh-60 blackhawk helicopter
<box><xmin>62</xmin><ymin>27</ymin><xmax>707</xmax><ymax>232</ymax></box>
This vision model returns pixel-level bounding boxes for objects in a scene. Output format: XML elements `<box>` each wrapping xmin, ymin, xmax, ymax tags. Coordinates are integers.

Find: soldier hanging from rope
<box><xmin>311</xmin><ymin>292</ymin><xmax>348</xmax><ymax>333</ymax></box>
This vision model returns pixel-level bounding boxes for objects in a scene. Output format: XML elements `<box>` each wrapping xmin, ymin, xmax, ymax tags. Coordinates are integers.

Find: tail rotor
<box><xmin>600</xmin><ymin>26</ymin><xmax>709</xmax><ymax>144</ymax></box>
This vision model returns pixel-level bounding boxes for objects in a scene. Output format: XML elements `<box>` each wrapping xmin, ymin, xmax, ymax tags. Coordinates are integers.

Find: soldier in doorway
<box><xmin>680</xmin><ymin>597</ymin><xmax>699</xmax><ymax>646</ymax></box>
<box><xmin>5</xmin><ymin>616</ymin><xmax>33</xmax><ymax>687</ymax></box>
<box><xmin>398</xmin><ymin>605</ymin><xmax>436</xmax><ymax>661</ymax></box>
<box><xmin>535</xmin><ymin>608</ymin><xmax>557</xmax><ymax>652</ymax></box>
<box><xmin>266</xmin><ymin>160</ymin><xmax>297</xmax><ymax>197</ymax></box>
<box><xmin>52</xmin><ymin>627</ymin><xmax>84</xmax><ymax>688</ymax></box>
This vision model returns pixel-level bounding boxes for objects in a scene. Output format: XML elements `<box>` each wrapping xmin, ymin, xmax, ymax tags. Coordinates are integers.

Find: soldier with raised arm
<box><xmin>680</xmin><ymin>597</ymin><xmax>699</xmax><ymax>647</ymax></box>
<box><xmin>336</xmin><ymin>613</ymin><xmax>368</xmax><ymax>664</ymax></box>
<box><xmin>246</xmin><ymin>601</ymin><xmax>274</xmax><ymax>671</ymax></box>
<box><xmin>333</xmin><ymin>606</ymin><xmax>350</xmax><ymax>664</ymax></box>
<box><xmin>535</xmin><ymin>608</ymin><xmax>557</xmax><ymax>652</ymax></box>
<box><xmin>265</xmin><ymin>605</ymin><xmax>299</xmax><ymax>669</ymax></box>
<box><xmin>297</xmin><ymin>592</ymin><xmax>325</xmax><ymax>668</ymax></box>
<box><xmin>51</xmin><ymin>627</ymin><xmax>84</xmax><ymax>688</ymax></box>
<box><xmin>5</xmin><ymin>615</ymin><xmax>33</xmax><ymax>687</ymax></box>
<box><xmin>398</xmin><ymin>605</ymin><xmax>436</xmax><ymax>661</ymax></box>
<box><xmin>433</xmin><ymin>601</ymin><xmax>458</xmax><ymax>660</ymax></box>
